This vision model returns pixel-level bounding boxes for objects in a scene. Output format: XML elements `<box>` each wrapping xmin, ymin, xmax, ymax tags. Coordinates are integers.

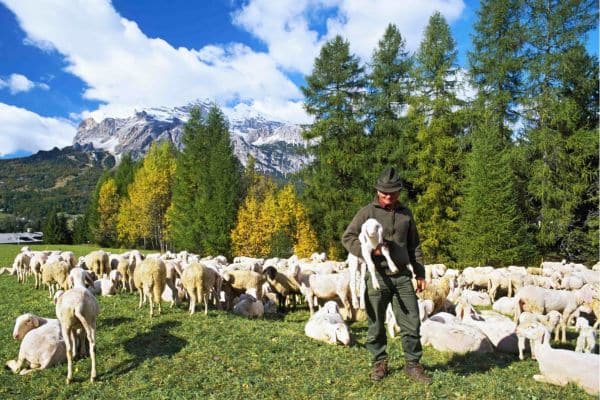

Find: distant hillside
<box><xmin>0</xmin><ymin>144</ymin><xmax>115</xmax><ymax>223</ymax></box>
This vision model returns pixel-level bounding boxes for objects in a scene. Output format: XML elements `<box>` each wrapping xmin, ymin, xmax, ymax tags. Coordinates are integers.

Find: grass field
<box><xmin>0</xmin><ymin>244</ymin><xmax>596</xmax><ymax>399</ymax></box>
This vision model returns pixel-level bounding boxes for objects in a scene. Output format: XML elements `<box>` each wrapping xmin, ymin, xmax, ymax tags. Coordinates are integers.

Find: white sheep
<box><xmin>81</xmin><ymin>250</ymin><xmax>110</xmax><ymax>277</ymax></box>
<box><xmin>515</xmin><ymin>311</ymin><xmax>563</xmax><ymax>360</ymax></box>
<box><xmin>492</xmin><ymin>296</ymin><xmax>516</xmax><ymax>316</ymax></box>
<box><xmin>513</xmin><ymin>284</ymin><xmax>595</xmax><ymax>342</ymax></box>
<box><xmin>137</xmin><ymin>257</ymin><xmax>167</xmax><ymax>317</ymax></box>
<box><xmin>13</xmin><ymin>252</ymin><xmax>31</xmax><ymax>284</ymax></box>
<box><xmin>420</xmin><ymin>313</ymin><xmax>494</xmax><ymax>355</ymax></box>
<box><xmin>516</xmin><ymin>321</ymin><xmax>599</xmax><ymax>396</ymax></box>
<box><xmin>294</xmin><ymin>266</ymin><xmax>353</xmax><ymax>319</ymax></box>
<box><xmin>181</xmin><ymin>262</ymin><xmax>221</xmax><ymax>315</ymax></box>
<box><xmin>5</xmin><ymin>313</ymin><xmax>66</xmax><ymax>375</ymax></box>
<box><xmin>68</xmin><ymin>267</ymin><xmax>95</xmax><ymax>289</ymax></box>
<box><xmin>54</xmin><ymin>287</ymin><xmax>99</xmax><ymax>384</ymax></box>
<box><xmin>304</xmin><ymin>301</ymin><xmax>351</xmax><ymax>345</ymax></box>
<box><xmin>232</xmin><ymin>288</ymin><xmax>265</xmax><ymax>319</ymax></box>
<box><xmin>262</xmin><ymin>266</ymin><xmax>302</xmax><ymax>313</ymax></box>
<box><xmin>386</xmin><ymin>299</ymin><xmax>433</xmax><ymax>339</ymax></box>
<box><xmin>574</xmin><ymin>317</ymin><xmax>596</xmax><ymax>353</ymax></box>
<box><xmin>221</xmin><ymin>270</ymin><xmax>265</xmax><ymax>310</ymax></box>
<box><xmin>41</xmin><ymin>260</ymin><xmax>70</xmax><ymax>298</ymax></box>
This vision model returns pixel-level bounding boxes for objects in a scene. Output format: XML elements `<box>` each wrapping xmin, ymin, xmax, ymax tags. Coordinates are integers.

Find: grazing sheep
<box><xmin>304</xmin><ymin>301</ymin><xmax>351</xmax><ymax>345</ymax></box>
<box><xmin>181</xmin><ymin>262</ymin><xmax>221</xmax><ymax>315</ymax></box>
<box><xmin>294</xmin><ymin>267</ymin><xmax>353</xmax><ymax>319</ymax></box>
<box><xmin>232</xmin><ymin>288</ymin><xmax>265</xmax><ymax>319</ymax></box>
<box><xmin>13</xmin><ymin>252</ymin><xmax>31</xmax><ymax>284</ymax></box>
<box><xmin>54</xmin><ymin>287</ymin><xmax>100</xmax><ymax>384</ymax></box>
<box><xmin>29</xmin><ymin>253</ymin><xmax>48</xmax><ymax>289</ymax></box>
<box><xmin>457</xmin><ymin>266</ymin><xmax>494</xmax><ymax>291</ymax></box>
<box><xmin>516</xmin><ymin>321</ymin><xmax>599</xmax><ymax>396</ymax></box>
<box><xmin>5</xmin><ymin>313</ymin><xmax>66</xmax><ymax>375</ymax></box>
<box><xmin>262</xmin><ymin>266</ymin><xmax>302</xmax><ymax>313</ymax></box>
<box><xmin>138</xmin><ymin>258</ymin><xmax>167</xmax><ymax>317</ymax></box>
<box><xmin>513</xmin><ymin>284</ymin><xmax>595</xmax><ymax>342</ymax></box>
<box><xmin>41</xmin><ymin>260</ymin><xmax>70</xmax><ymax>298</ymax></box>
<box><xmin>81</xmin><ymin>251</ymin><xmax>110</xmax><ymax>277</ymax></box>
<box><xmin>574</xmin><ymin>317</ymin><xmax>596</xmax><ymax>353</ymax></box>
<box><xmin>221</xmin><ymin>270</ymin><xmax>265</xmax><ymax>310</ymax></box>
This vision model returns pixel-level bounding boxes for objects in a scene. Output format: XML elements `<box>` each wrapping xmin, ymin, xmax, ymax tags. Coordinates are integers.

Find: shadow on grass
<box><xmin>427</xmin><ymin>351</ymin><xmax>517</xmax><ymax>375</ymax></box>
<box><xmin>99</xmin><ymin>316</ymin><xmax>134</xmax><ymax>328</ymax></box>
<box><xmin>102</xmin><ymin>320</ymin><xmax>187</xmax><ymax>378</ymax></box>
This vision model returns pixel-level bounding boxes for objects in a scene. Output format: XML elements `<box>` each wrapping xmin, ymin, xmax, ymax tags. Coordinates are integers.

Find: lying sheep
<box><xmin>5</xmin><ymin>313</ymin><xmax>66</xmax><ymax>375</ymax></box>
<box><xmin>54</xmin><ymin>287</ymin><xmax>99</xmax><ymax>384</ymax></box>
<box><xmin>516</xmin><ymin>321</ymin><xmax>599</xmax><ymax>396</ymax></box>
<box><xmin>181</xmin><ymin>262</ymin><xmax>221</xmax><ymax>315</ymax></box>
<box><xmin>232</xmin><ymin>288</ymin><xmax>264</xmax><ymax>319</ymax></box>
<box><xmin>492</xmin><ymin>296</ymin><xmax>516</xmax><ymax>316</ymax></box>
<box><xmin>574</xmin><ymin>317</ymin><xmax>596</xmax><ymax>353</ymax></box>
<box><xmin>420</xmin><ymin>313</ymin><xmax>494</xmax><ymax>355</ymax></box>
<box><xmin>386</xmin><ymin>299</ymin><xmax>433</xmax><ymax>338</ymax></box>
<box><xmin>221</xmin><ymin>270</ymin><xmax>265</xmax><ymax>310</ymax></box>
<box><xmin>304</xmin><ymin>301</ymin><xmax>351</xmax><ymax>345</ymax></box>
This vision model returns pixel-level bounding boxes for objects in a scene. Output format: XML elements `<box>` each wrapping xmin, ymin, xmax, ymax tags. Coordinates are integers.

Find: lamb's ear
<box><xmin>377</xmin><ymin>224</ymin><xmax>383</xmax><ymax>244</ymax></box>
<box><xmin>32</xmin><ymin>317</ymin><xmax>40</xmax><ymax>328</ymax></box>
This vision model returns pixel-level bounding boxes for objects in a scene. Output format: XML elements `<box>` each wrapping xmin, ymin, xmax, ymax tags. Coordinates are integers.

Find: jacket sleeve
<box><xmin>342</xmin><ymin>207</ymin><xmax>368</xmax><ymax>258</ymax></box>
<box><xmin>406</xmin><ymin>209</ymin><xmax>425</xmax><ymax>280</ymax></box>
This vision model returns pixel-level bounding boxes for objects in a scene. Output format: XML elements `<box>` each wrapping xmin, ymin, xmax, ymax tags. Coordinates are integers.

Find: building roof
<box><xmin>0</xmin><ymin>232</ymin><xmax>43</xmax><ymax>244</ymax></box>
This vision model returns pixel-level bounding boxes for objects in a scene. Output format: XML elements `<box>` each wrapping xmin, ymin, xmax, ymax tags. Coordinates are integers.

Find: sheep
<box><xmin>455</xmin><ymin>300</ymin><xmax>519</xmax><ymax>354</ymax></box>
<box><xmin>457</xmin><ymin>266</ymin><xmax>494</xmax><ymax>291</ymax></box>
<box><xmin>516</xmin><ymin>310</ymin><xmax>564</xmax><ymax>360</ymax></box>
<box><xmin>13</xmin><ymin>252</ymin><xmax>31</xmax><ymax>284</ymax></box>
<box><xmin>54</xmin><ymin>287</ymin><xmax>99</xmax><ymax>384</ymax></box>
<box><xmin>492</xmin><ymin>296</ymin><xmax>516</xmax><ymax>316</ymax></box>
<box><xmin>574</xmin><ymin>317</ymin><xmax>596</xmax><ymax>353</ymax></box>
<box><xmin>112</xmin><ymin>254</ymin><xmax>131</xmax><ymax>292</ymax></box>
<box><xmin>516</xmin><ymin>321</ymin><xmax>599</xmax><ymax>396</ymax></box>
<box><xmin>68</xmin><ymin>267</ymin><xmax>95</xmax><ymax>289</ymax></box>
<box><xmin>386</xmin><ymin>299</ymin><xmax>433</xmax><ymax>339</ymax></box>
<box><xmin>137</xmin><ymin>257</ymin><xmax>167</xmax><ymax>317</ymax></box>
<box><xmin>91</xmin><ymin>275</ymin><xmax>117</xmax><ymax>297</ymax></box>
<box><xmin>513</xmin><ymin>284</ymin><xmax>595</xmax><ymax>342</ymax></box>
<box><xmin>232</xmin><ymin>288</ymin><xmax>265</xmax><ymax>319</ymax></box>
<box><xmin>424</xmin><ymin>263</ymin><xmax>447</xmax><ymax>283</ymax></box>
<box><xmin>41</xmin><ymin>260</ymin><xmax>70</xmax><ymax>298</ymax></box>
<box><xmin>221</xmin><ymin>270</ymin><xmax>265</xmax><ymax>310</ymax></box>
<box><xmin>420</xmin><ymin>313</ymin><xmax>494</xmax><ymax>355</ymax></box>
<box><xmin>417</xmin><ymin>275</ymin><xmax>452</xmax><ymax>315</ymax></box>
<box><xmin>28</xmin><ymin>252</ymin><xmax>47</xmax><ymax>289</ymax></box>
<box><xmin>5</xmin><ymin>314</ymin><xmax>66</xmax><ymax>375</ymax></box>
<box><xmin>80</xmin><ymin>250</ymin><xmax>110</xmax><ymax>277</ymax></box>
<box><xmin>304</xmin><ymin>301</ymin><xmax>351</xmax><ymax>345</ymax></box>
<box><xmin>293</xmin><ymin>265</ymin><xmax>353</xmax><ymax>319</ymax></box>
<box><xmin>262</xmin><ymin>266</ymin><xmax>302</xmax><ymax>313</ymax></box>
<box><xmin>487</xmin><ymin>268</ymin><xmax>512</xmax><ymax>301</ymax></box>
<box><xmin>181</xmin><ymin>262</ymin><xmax>221</xmax><ymax>315</ymax></box>
<box><xmin>459</xmin><ymin>289</ymin><xmax>492</xmax><ymax>307</ymax></box>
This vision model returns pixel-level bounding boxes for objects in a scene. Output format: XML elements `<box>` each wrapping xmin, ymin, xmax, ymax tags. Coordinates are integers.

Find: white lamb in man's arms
<box><xmin>359</xmin><ymin>218</ymin><xmax>398</xmax><ymax>290</ymax></box>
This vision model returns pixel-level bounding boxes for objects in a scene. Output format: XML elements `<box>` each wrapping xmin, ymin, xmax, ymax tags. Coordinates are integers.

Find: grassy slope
<box><xmin>0</xmin><ymin>245</ymin><xmax>595</xmax><ymax>399</ymax></box>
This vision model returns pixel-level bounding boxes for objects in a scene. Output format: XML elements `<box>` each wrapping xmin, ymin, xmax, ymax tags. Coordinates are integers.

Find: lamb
<box><xmin>41</xmin><ymin>260</ymin><xmax>70</xmax><ymax>298</ymax></box>
<box><xmin>513</xmin><ymin>284</ymin><xmax>595</xmax><ymax>342</ymax></box>
<box><xmin>262</xmin><ymin>266</ymin><xmax>302</xmax><ymax>313</ymax></box>
<box><xmin>349</xmin><ymin>218</ymin><xmax>399</xmax><ymax>293</ymax></box>
<box><xmin>54</xmin><ymin>287</ymin><xmax>100</xmax><ymax>384</ymax></box>
<box><xmin>304</xmin><ymin>301</ymin><xmax>351</xmax><ymax>345</ymax></box>
<box><xmin>516</xmin><ymin>311</ymin><xmax>563</xmax><ymax>360</ymax></box>
<box><xmin>516</xmin><ymin>321</ymin><xmax>599</xmax><ymax>396</ymax></box>
<box><xmin>221</xmin><ymin>270</ymin><xmax>265</xmax><ymax>310</ymax></box>
<box><xmin>181</xmin><ymin>262</ymin><xmax>221</xmax><ymax>315</ymax></box>
<box><xmin>420</xmin><ymin>313</ymin><xmax>494</xmax><ymax>355</ymax></box>
<box><xmin>5</xmin><ymin>313</ymin><xmax>66</xmax><ymax>375</ymax></box>
<box><xmin>137</xmin><ymin>257</ymin><xmax>167</xmax><ymax>317</ymax></box>
<box><xmin>232</xmin><ymin>288</ymin><xmax>265</xmax><ymax>319</ymax></box>
<box><xmin>574</xmin><ymin>317</ymin><xmax>596</xmax><ymax>353</ymax></box>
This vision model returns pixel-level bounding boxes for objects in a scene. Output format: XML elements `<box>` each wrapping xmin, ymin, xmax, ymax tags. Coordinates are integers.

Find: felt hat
<box><xmin>374</xmin><ymin>167</ymin><xmax>403</xmax><ymax>193</ymax></box>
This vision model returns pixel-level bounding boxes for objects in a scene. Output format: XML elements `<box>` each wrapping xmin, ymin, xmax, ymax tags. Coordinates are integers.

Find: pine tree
<box><xmin>521</xmin><ymin>0</ymin><xmax>598</xmax><ymax>256</ymax></box>
<box><xmin>367</xmin><ymin>23</ymin><xmax>415</xmax><ymax>190</ymax></box>
<box><xmin>455</xmin><ymin>107</ymin><xmax>536</xmax><ymax>266</ymax></box>
<box><xmin>43</xmin><ymin>208</ymin><xmax>70</xmax><ymax>244</ymax></box>
<box><xmin>408</xmin><ymin>12</ymin><xmax>464</xmax><ymax>263</ymax></box>
<box><xmin>300</xmin><ymin>35</ymin><xmax>370</xmax><ymax>258</ymax></box>
<box><xmin>168</xmin><ymin>106</ymin><xmax>242</xmax><ymax>257</ymax></box>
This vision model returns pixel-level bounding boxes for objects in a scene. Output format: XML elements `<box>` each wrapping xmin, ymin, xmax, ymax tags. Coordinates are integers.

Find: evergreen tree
<box><xmin>408</xmin><ymin>12</ymin><xmax>464</xmax><ymax>263</ymax></box>
<box><xmin>521</xmin><ymin>0</ymin><xmax>598</xmax><ymax>256</ymax></box>
<box><xmin>367</xmin><ymin>24</ymin><xmax>415</xmax><ymax>189</ymax></box>
<box><xmin>71</xmin><ymin>214</ymin><xmax>89</xmax><ymax>244</ymax></box>
<box><xmin>168</xmin><ymin>106</ymin><xmax>242</xmax><ymax>257</ymax></box>
<box><xmin>455</xmin><ymin>107</ymin><xmax>536</xmax><ymax>266</ymax></box>
<box><xmin>43</xmin><ymin>208</ymin><xmax>70</xmax><ymax>244</ymax></box>
<box><xmin>300</xmin><ymin>35</ymin><xmax>369</xmax><ymax>258</ymax></box>
<box><xmin>112</xmin><ymin>153</ymin><xmax>139</xmax><ymax>197</ymax></box>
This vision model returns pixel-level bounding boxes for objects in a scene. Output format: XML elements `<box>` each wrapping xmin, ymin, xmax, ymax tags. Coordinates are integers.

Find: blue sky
<box><xmin>0</xmin><ymin>0</ymin><xmax>596</xmax><ymax>159</ymax></box>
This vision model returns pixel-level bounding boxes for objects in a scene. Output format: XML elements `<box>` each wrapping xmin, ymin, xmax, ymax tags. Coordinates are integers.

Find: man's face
<box><xmin>377</xmin><ymin>190</ymin><xmax>400</xmax><ymax>208</ymax></box>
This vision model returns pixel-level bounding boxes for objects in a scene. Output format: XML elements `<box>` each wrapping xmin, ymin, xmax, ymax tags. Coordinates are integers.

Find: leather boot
<box><xmin>405</xmin><ymin>361</ymin><xmax>432</xmax><ymax>384</ymax></box>
<box><xmin>370</xmin><ymin>359</ymin><xmax>388</xmax><ymax>382</ymax></box>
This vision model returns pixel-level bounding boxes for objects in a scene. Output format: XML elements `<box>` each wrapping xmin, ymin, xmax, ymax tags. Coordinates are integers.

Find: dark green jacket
<box><xmin>341</xmin><ymin>198</ymin><xmax>425</xmax><ymax>280</ymax></box>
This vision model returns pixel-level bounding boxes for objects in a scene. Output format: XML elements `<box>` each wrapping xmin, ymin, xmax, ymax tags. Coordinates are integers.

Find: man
<box><xmin>342</xmin><ymin>167</ymin><xmax>431</xmax><ymax>384</ymax></box>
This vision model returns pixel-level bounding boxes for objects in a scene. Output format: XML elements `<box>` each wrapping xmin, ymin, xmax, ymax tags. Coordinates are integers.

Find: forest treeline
<box><xmin>44</xmin><ymin>1</ymin><xmax>599</xmax><ymax>267</ymax></box>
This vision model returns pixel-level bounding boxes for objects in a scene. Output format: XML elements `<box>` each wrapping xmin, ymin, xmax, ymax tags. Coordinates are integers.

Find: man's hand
<box><xmin>416</xmin><ymin>278</ymin><xmax>426</xmax><ymax>293</ymax></box>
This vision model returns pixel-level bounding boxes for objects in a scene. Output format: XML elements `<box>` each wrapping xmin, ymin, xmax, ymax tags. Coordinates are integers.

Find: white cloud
<box><xmin>0</xmin><ymin>103</ymin><xmax>75</xmax><ymax>156</ymax></box>
<box><xmin>0</xmin><ymin>73</ymin><xmax>48</xmax><ymax>94</ymax></box>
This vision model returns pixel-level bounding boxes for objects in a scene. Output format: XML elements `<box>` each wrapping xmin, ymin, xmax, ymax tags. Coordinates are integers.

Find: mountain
<box><xmin>73</xmin><ymin>100</ymin><xmax>313</xmax><ymax>178</ymax></box>
<box><xmin>0</xmin><ymin>144</ymin><xmax>114</xmax><ymax>223</ymax></box>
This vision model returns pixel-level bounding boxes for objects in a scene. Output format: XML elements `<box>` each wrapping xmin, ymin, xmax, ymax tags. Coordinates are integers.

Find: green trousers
<box><xmin>364</xmin><ymin>271</ymin><xmax>423</xmax><ymax>364</ymax></box>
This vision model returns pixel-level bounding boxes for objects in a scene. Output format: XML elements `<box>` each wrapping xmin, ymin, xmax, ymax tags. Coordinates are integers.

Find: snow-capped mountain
<box><xmin>73</xmin><ymin>100</ymin><xmax>313</xmax><ymax>177</ymax></box>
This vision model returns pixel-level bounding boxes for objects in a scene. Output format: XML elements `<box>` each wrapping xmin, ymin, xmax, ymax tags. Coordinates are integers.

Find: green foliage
<box><xmin>0</xmin><ymin>244</ymin><xmax>596</xmax><ymax>399</ymax></box>
<box><xmin>168</xmin><ymin>106</ymin><xmax>242</xmax><ymax>257</ymax></box>
<box><xmin>42</xmin><ymin>208</ymin><xmax>72</xmax><ymax>245</ymax></box>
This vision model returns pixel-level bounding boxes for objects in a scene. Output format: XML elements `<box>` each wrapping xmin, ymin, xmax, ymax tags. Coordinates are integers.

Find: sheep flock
<box><xmin>2</xmin><ymin>247</ymin><xmax>600</xmax><ymax>395</ymax></box>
